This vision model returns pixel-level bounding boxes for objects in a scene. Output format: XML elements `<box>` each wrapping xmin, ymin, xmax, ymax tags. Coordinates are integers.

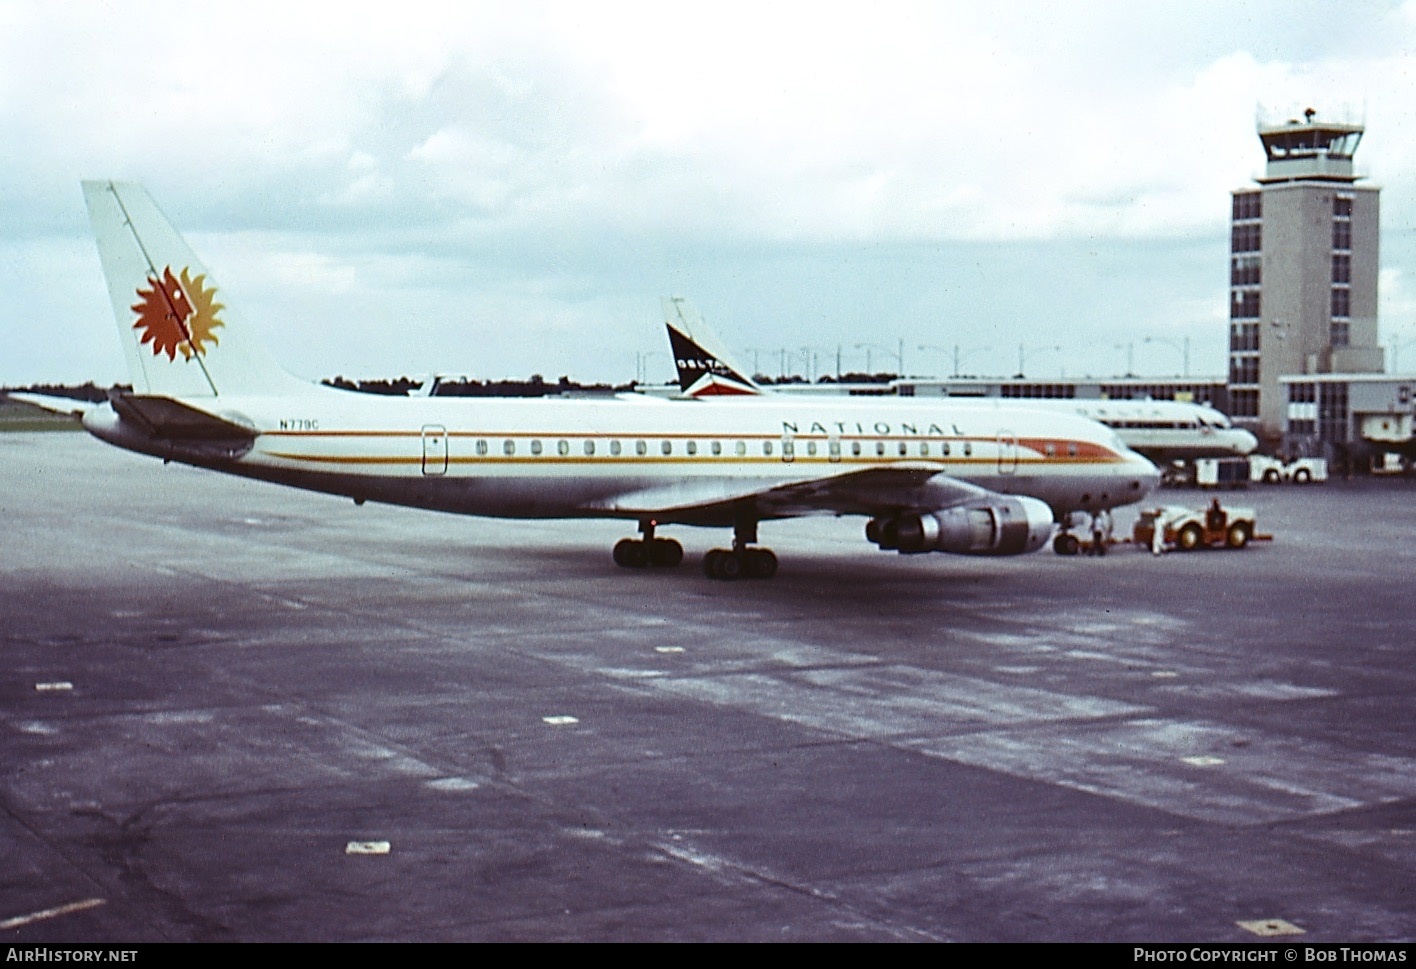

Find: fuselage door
<box><xmin>781</xmin><ymin>428</ymin><xmax>795</xmax><ymax>463</ymax></box>
<box><xmin>996</xmin><ymin>430</ymin><xmax>1018</xmax><ymax>475</ymax></box>
<box><xmin>422</xmin><ymin>424</ymin><xmax>448</xmax><ymax>476</ymax></box>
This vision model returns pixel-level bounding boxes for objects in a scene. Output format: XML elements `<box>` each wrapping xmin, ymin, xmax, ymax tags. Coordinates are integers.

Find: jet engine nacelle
<box><xmin>867</xmin><ymin>496</ymin><xmax>1055</xmax><ymax>556</ymax></box>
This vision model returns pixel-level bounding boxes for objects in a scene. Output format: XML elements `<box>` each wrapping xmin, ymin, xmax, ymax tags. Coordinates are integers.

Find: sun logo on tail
<box><xmin>132</xmin><ymin>266</ymin><xmax>224</xmax><ymax>361</ymax></box>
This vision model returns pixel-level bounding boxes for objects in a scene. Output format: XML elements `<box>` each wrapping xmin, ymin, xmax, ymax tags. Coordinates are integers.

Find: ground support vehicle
<box><xmin>1250</xmin><ymin>455</ymin><xmax>1327</xmax><ymax>484</ymax></box>
<box><xmin>1131</xmin><ymin>503</ymin><xmax>1269</xmax><ymax>552</ymax></box>
<box><xmin>1195</xmin><ymin>457</ymin><xmax>1251</xmax><ymax>489</ymax></box>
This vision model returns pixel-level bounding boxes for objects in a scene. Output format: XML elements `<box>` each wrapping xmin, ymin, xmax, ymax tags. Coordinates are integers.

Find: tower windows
<box><xmin>1231</xmin><ymin>223</ymin><xmax>1262</xmax><ymax>253</ymax></box>
<box><xmin>1232</xmin><ymin>192</ymin><xmax>1262</xmax><ymax>220</ymax></box>
<box><xmin>1231</xmin><ymin>255</ymin><xmax>1261</xmax><ymax>286</ymax></box>
<box><xmin>1230</xmin><ymin>290</ymin><xmax>1261</xmax><ymax>319</ymax></box>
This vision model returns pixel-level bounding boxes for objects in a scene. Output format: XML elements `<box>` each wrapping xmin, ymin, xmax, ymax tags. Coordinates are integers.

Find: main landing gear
<box><xmin>613</xmin><ymin>520</ymin><xmax>683</xmax><ymax>569</ymax></box>
<box><xmin>612</xmin><ymin>517</ymin><xmax>779</xmax><ymax>580</ymax></box>
<box><xmin>702</xmin><ymin>517</ymin><xmax>777</xmax><ymax>581</ymax></box>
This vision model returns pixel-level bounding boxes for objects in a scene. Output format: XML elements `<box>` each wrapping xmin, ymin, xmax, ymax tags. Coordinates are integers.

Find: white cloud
<box><xmin>6</xmin><ymin>0</ymin><xmax>1416</xmax><ymax>385</ymax></box>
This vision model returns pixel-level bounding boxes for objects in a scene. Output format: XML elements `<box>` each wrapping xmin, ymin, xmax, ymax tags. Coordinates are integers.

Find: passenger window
<box><xmin>583</xmin><ymin>440</ymin><xmax>595</xmax><ymax>456</ymax></box>
<box><xmin>686</xmin><ymin>440</ymin><xmax>697</xmax><ymax>456</ymax></box>
<box><xmin>963</xmin><ymin>442</ymin><xmax>972</xmax><ymax>457</ymax></box>
<box><xmin>503</xmin><ymin>440</ymin><xmax>516</xmax><ymax>456</ymax></box>
<box><xmin>636</xmin><ymin>440</ymin><xmax>647</xmax><ymax>456</ymax></box>
<box><xmin>875</xmin><ymin>441</ymin><xmax>885</xmax><ymax>456</ymax></box>
<box><xmin>610</xmin><ymin>440</ymin><xmax>622</xmax><ymax>456</ymax></box>
<box><xmin>851</xmin><ymin>442</ymin><xmax>861</xmax><ymax>456</ymax></box>
<box><xmin>711</xmin><ymin>441</ymin><xmax>722</xmax><ymax>456</ymax></box>
<box><xmin>661</xmin><ymin>440</ymin><xmax>672</xmax><ymax>456</ymax></box>
<box><xmin>806</xmin><ymin>441</ymin><xmax>817</xmax><ymax>457</ymax></box>
<box><xmin>764</xmin><ymin>441</ymin><xmax>774</xmax><ymax>456</ymax></box>
<box><xmin>557</xmin><ymin>440</ymin><xmax>570</xmax><ymax>456</ymax></box>
<box><xmin>476</xmin><ymin>440</ymin><xmax>488</xmax><ymax>456</ymax></box>
<box><xmin>898</xmin><ymin>441</ymin><xmax>907</xmax><ymax>456</ymax></box>
<box><xmin>941</xmin><ymin>442</ymin><xmax>950</xmax><ymax>456</ymax></box>
<box><xmin>531</xmin><ymin>440</ymin><xmax>543</xmax><ymax>456</ymax></box>
<box><xmin>1044</xmin><ymin>442</ymin><xmax>1056</xmax><ymax>457</ymax></box>
<box><xmin>920</xmin><ymin>442</ymin><xmax>930</xmax><ymax>457</ymax></box>
<box><xmin>1067</xmin><ymin>442</ymin><xmax>1078</xmax><ymax>457</ymax></box>
<box><xmin>735</xmin><ymin>441</ymin><xmax>747</xmax><ymax>456</ymax></box>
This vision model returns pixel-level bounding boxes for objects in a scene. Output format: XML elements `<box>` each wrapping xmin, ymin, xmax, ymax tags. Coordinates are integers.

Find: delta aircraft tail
<box><xmin>81</xmin><ymin>181</ymin><xmax>310</xmax><ymax>399</ymax></box>
<box><xmin>662</xmin><ymin>296</ymin><xmax>764</xmax><ymax>398</ymax></box>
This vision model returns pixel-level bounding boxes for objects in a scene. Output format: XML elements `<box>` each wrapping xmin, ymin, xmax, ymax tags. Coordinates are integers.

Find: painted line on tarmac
<box><xmin>0</xmin><ymin>897</ymin><xmax>106</xmax><ymax>930</ymax></box>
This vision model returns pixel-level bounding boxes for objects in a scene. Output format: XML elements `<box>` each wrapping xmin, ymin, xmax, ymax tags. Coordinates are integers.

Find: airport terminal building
<box><xmin>788</xmin><ymin>373</ymin><xmax>1415</xmax><ymax>470</ymax></box>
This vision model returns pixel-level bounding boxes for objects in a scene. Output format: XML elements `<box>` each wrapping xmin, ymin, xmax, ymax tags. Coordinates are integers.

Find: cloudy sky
<box><xmin>5</xmin><ymin>0</ymin><xmax>1416</xmax><ymax>388</ymax></box>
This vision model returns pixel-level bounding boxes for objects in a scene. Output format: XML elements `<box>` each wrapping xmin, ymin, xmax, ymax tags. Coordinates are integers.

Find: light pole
<box><xmin>919</xmin><ymin>344</ymin><xmax>993</xmax><ymax>378</ymax></box>
<box><xmin>856</xmin><ymin>341</ymin><xmax>904</xmax><ymax>376</ymax></box>
<box><xmin>744</xmin><ymin>347</ymin><xmax>768</xmax><ymax>376</ymax></box>
<box><xmin>1114</xmin><ymin>341</ymin><xmax>1135</xmax><ymax>378</ymax></box>
<box><xmin>800</xmin><ymin>346</ymin><xmax>835</xmax><ymax>383</ymax></box>
<box><xmin>634</xmin><ymin>351</ymin><xmax>667</xmax><ymax>384</ymax></box>
<box><xmin>795</xmin><ymin>345</ymin><xmax>842</xmax><ymax>383</ymax></box>
<box><xmin>1017</xmin><ymin>343</ymin><xmax>1062</xmax><ymax>378</ymax></box>
<box><xmin>1143</xmin><ymin>335</ymin><xmax>1191</xmax><ymax>377</ymax></box>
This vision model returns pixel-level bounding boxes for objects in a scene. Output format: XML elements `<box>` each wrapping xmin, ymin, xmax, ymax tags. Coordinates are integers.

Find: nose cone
<box><xmin>1130</xmin><ymin>451</ymin><xmax>1162</xmax><ymax>501</ymax></box>
<box><xmin>1233</xmin><ymin>429</ymin><xmax>1259</xmax><ymax>456</ymax></box>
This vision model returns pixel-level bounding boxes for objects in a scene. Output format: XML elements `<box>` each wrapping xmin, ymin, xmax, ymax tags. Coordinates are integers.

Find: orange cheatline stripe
<box><xmin>262</xmin><ymin>430</ymin><xmax>1120</xmax><ymax>458</ymax></box>
<box><xmin>258</xmin><ymin>451</ymin><xmax>1126</xmax><ymax>467</ymax></box>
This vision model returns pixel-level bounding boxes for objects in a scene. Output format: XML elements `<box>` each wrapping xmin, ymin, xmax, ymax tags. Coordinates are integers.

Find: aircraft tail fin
<box><xmin>662</xmin><ymin>296</ymin><xmax>764</xmax><ymax>398</ymax></box>
<box><xmin>81</xmin><ymin>181</ymin><xmax>310</xmax><ymax>398</ymax></box>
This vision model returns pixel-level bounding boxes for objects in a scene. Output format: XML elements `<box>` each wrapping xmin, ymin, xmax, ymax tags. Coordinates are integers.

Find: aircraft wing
<box><xmin>591</xmin><ymin>462</ymin><xmax>996</xmax><ymax>525</ymax></box>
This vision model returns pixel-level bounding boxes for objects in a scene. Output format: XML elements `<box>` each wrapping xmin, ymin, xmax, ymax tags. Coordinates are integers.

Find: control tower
<box><xmin>1227</xmin><ymin>108</ymin><xmax>1383</xmax><ymax>440</ymax></box>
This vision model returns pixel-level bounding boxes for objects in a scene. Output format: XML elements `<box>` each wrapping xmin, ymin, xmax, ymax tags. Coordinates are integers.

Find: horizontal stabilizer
<box><xmin>7</xmin><ymin>393</ymin><xmax>95</xmax><ymax>419</ymax></box>
<box><xmin>109</xmin><ymin>394</ymin><xmax>257</xmax><ymax>442</ymax></box>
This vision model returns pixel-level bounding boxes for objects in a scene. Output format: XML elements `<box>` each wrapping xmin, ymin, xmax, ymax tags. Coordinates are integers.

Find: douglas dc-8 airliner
<box><xmin>54</xmin><ymin>181</ymin><xmax>1158</xmax><ymax>580</ymax></box>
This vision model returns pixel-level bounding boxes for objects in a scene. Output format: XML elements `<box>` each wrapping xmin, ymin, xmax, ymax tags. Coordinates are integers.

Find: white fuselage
<box><xmin>1066</xmin><ymin>400</ymin><xmax>1258</xmax><ymax>462</ymax></box>
<box><xmin>82</xmin><ymin>389</ymin><xmax>1161</xmax><ymax>526</ymax></box>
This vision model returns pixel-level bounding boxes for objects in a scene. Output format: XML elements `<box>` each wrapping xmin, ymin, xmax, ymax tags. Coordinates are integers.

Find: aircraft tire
<box><xmin>1177</xmin><ymin>524</ymin><xmax>1204</xmax><ymax>552</ymax></box>
<box><xmin>650</xmin><ymin>538</ymin><xmax>684</xmax><ymax>567</ymax></box>
<box><xmin>614</xmin><ymin>538</ymin><xmax>648</xmax><ymax>568</ymax></box>
<box><xmin>747</xmin><ymin>548</ymin><xmax>777</xmax><ymax>579</ymax></box>
<box><xmin>1053</xmin><ymin>533</ymin><xmax>1080</xmax><ymax>556</ymax></box>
